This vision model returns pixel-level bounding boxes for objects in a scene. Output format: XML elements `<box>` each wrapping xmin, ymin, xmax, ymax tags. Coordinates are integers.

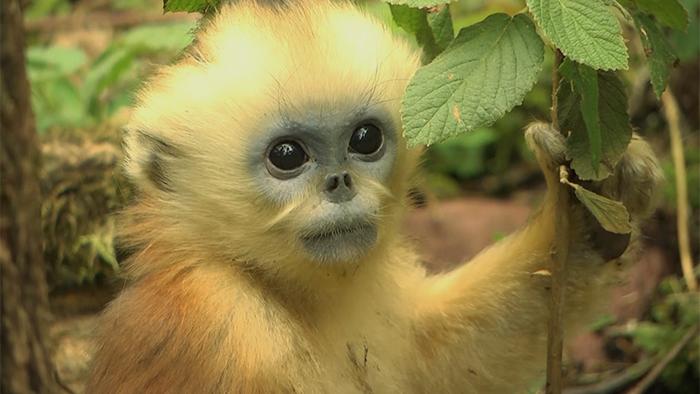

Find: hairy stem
<box><xmin>661</xmin><ymin>90</ymin><xmax>697</xmax><ymax>292</ymax></box>
<box><xmin>546</xmin><ymin>49</ymin><xmax>568</xmax><ymax>394</ymax></box>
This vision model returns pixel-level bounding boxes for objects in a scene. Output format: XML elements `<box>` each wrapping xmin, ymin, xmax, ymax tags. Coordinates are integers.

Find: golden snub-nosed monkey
<box><xmin>87</xmin><ymin>1</ymin><xmax>662</xmax><ymax>393</ymax></box>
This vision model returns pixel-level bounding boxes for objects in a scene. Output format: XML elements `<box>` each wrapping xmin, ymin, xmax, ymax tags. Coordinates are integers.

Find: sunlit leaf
<box><xmin>402</xmin><ymin>13</ymin><xmax>544</xmax><ymax>146</ymax></box>
<box><xmin>527</xmin><ymin>0</ymin><xmax>628</xmax><ymax>70</ymax></box>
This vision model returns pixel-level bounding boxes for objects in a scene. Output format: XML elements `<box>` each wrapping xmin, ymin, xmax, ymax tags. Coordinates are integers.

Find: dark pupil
<box><xmin>268</xmin><ymin>141</ymin><xmax>307</xmax><ymax>171</ymax></box>
<box><xmin>350</xmin><ymin>124</ymin><xmax>382</xmax><ymax>154</ymax></box>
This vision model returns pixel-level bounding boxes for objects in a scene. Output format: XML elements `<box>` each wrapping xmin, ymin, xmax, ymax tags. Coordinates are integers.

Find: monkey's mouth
<box><xmin>299</xmin><ymin>222</ymin><xmax>377</xmax><ymax>262</ymax></box>
<box><xmin>302</xmin><ymin>223</ymin><xmax>371</xmax><ymax>240</ymax></box>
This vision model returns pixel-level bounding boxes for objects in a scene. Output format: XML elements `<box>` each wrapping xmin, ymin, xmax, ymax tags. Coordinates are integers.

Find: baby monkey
<box><xmin>88</xmin><ymin>1</ymin><xmax>662</xmax><ymax>393</ymax></box>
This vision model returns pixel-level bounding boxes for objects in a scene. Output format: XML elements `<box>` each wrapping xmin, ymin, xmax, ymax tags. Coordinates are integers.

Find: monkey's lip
<box><xmin>300</xmin><ymin>222</ymin><xmax>373</xmax><ymax>242</ymax></box>
<box><xmin>299</xmin><ymin>221</ymin><xmax>378</xmax><ymax>262</ymax></box>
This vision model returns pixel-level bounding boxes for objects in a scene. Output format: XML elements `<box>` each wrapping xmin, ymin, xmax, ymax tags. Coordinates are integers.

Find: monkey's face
<box><xmin>124</xmin><ymin>2</ymin><xmax>421</xmax><ymax>268</ymax></box>
<box><xmin>245</xmin><ymin>103</ymin><xmax>403</xmax><ymax>263</ymax></box>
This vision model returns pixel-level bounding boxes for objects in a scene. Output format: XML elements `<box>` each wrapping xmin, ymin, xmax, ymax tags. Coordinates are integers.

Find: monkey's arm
<box><xmin>411</xmin><ymin>124</ymin><xmax>661</xmax><ymax>391</ymax></box>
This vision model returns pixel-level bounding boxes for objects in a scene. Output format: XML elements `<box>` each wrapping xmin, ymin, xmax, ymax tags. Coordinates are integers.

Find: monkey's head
<box><xmin>123</xmin><ymin>1</ymin><xmax>421</xmax><ymax>274</ymax></box>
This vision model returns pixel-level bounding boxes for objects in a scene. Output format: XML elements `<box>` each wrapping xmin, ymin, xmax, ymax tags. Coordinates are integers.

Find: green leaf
<box><xmin>568</xmin><ymin>182</ymin><xmax>633</xmax><ymax>234</ymax></box>
<box><xmin>402</xmin><ymin>13</ymin><xmax>544</xmax><ymax>146</ymax></box>
<box><xmin>31</xmin><ymin>78</ymin><xmax>89</xmax><ymax>132</ymax></box>
<box><xmin>634</xmin><ymin>13</ymin><xmax>678</xmax><ymax>97</ymax></box>
<box><xmin>26</xmin><ymin>46</ymin><xmax>87</xmax><ymax>82</ymax></box>
<box><xmin>527</xmin><ymin>0</ymin><xmax>629</xmax><ymax>70</ymax></box>
<box><xmin>427</xmin><ymin>5</ymin><xmax>454</xmax><ymax>51</ymax></box>
<box><xmin>632</xmin><ymin>322</ymin><xmax>677</xmax><ymax>353</ymax></box>
<box><xmin>163</xmin><ymin>0</ymin><xmax>218</xmax><ymax>13</ymax></box>
<box><xmin>390</xmin><ymin>5</ymin><xmax>440</xmax><ymax>63</ymax></box>
<box><xmin>428</xmin><ymin>129</ymin><xmax>498</xmax><ymax>178</ymax></box>
<box><xmin>390</xmin><ymin>4</ymin><xmax>453</xmax><ymax>61</ymax></box>
<box><xmin>634</xmin><ymin>0</ymin><xmax>689</xmax><ymax>30</ymax></box>
<box><xmin>120</xmin><ymin>22</ymin><xmax>196</xmax><ymax>53</ymax></box>
<box><xmin>82</xmin><ymin>46</ymin><xmax>135</xmax><ymax>116</ymax></box>
<box><xmin>560</xmin><ymin>59</ymin><xmax>602</xmax><ymax>173</ymax></box>
<box><xmin>589</xmin><ymin>314</ymin><xmax>617</xmax><ymax>331</ymax></box>
<box><xmin>384</xmin><ymin>0</ymin><xmax>452</xmax><ymax>7</ymax></box>
<box><xmin>25</xmin><ymin>0</ymin><xmax>69</xmax><ymax>19</ymax></box>
<box><xmin>670</xmin><ymin>0</ymin><xmax>700</xmax><ymax>61</ymax></box>
<box><xmin>558</xmin><ymin>71</ymin><xmax>632</xmax><ymax>180</ymax></box>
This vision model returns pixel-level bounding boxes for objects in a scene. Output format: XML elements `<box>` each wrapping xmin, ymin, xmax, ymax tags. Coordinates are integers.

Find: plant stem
<box><xmin>546</xmin><ymin>49</ymin><xmax>568</xmax><ymax>394</ymax></box>
<box><xmin>563</xmin><ymin>357</ymin><xmax>656</xmax><ymax>394</ymax></box>
<box><xmin>661</xmin><ymin>90</ymin><xmax>697</xmax><ymax>292</ymax></box>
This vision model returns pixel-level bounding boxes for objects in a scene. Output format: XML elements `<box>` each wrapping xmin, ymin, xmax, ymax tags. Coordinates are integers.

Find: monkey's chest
<box><xmin>294</xmin><ymin>321</ymin><xmax>415</xmax><ymax>393</ymax></box>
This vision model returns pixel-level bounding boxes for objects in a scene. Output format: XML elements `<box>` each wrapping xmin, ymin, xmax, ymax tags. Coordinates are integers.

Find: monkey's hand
<box><xmin>525</xmin><ymin>122</ymin><xmax>663</xmax><ymax>261</ymax></box>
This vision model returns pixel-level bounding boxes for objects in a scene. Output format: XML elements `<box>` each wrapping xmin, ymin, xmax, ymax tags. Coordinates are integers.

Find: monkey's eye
<box><xmin>349</xmin><ymin>124</ymin><xmax>383</xmax><ymax>155</ymax></box>
<box><xmin>266</xmin><ymin>140</ymin><xmax>308</xmax><ymax>175</ymax></box>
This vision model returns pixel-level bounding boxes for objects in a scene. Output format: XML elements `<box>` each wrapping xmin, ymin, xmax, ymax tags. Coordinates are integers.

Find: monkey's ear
<box><xmin>123</xmin><ymin>129</ymin><xmax>183</xmax><ymax>193</ymax></box>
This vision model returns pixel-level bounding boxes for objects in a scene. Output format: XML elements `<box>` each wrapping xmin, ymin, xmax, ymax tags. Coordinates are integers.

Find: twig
<box><xmin>626</xmin><ymin>324</ymin><xmax>700</xmax><ymax>394</ymax></box>
<box><xmin>24</xmin><ymin>11</ymin><xmax>198</xmax><ymax>33</ymax></box>
<box><xmin>546</xmin><ymin>49</ymin><xmax>568</xmax><ymax>394</ymax></box>
<box><xmin>563</xmin><ymin>358</ymin><xmax>656</xmax><ymax>394</ymax></box>
<box><xmin>661</xmin><ymin>90</ymin><xmax>698</xmax><ymax>292</ymax></box>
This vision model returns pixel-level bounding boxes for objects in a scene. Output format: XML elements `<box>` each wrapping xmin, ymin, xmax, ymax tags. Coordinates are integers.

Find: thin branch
<box><xmin>627</xmin><ymin>324</ymin><xmax>700</xmax><ymax>394</ymax></box>
<box><xmin>546</xmin><ymin>49</ymin><xmax>568</xmax><ymax>394</ymax></box>
<box><xmin>661</xmin><ymin>90</ymin><xmax>697</xmax><ymax>292</ymax></box>
<box><xmin>563</xmin><ymin>357</ymin><xmax>656</xmax><ymax>394</ymax></box>
<box><xmin>563</xmin><ymin>324</ymin><xmax>700</xmax><ymax>394</ymax></box>
<box><xmin>24</xmin><ymin>11</ymin><xmax>198</xmax><ymax>33</ymax></box>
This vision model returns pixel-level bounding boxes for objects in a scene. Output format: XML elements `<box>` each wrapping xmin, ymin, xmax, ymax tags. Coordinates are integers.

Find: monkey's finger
<box><xmin>524</xmin><ymin>122</ymin><xmax>567</xmax><ymax>173</ymax></box>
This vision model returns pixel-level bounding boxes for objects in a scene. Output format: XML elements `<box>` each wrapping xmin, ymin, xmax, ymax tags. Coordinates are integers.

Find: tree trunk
<box><xmin>1</xmin><ymin>0</ymin><xmax>59</xmax><ymax>392</ymax></box>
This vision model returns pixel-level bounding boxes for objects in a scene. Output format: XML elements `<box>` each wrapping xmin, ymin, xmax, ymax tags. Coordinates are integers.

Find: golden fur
<box><xmin>88</xmin><ymin>2</ymin><xmax>662</xmax><ymax>393</ymax></box>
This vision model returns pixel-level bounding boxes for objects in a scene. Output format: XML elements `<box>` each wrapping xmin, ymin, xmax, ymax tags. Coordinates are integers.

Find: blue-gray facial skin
<box><xmin>248</xmin><ymin>104</ymin><xmax>398</xmax><ymax>263</ymax></box>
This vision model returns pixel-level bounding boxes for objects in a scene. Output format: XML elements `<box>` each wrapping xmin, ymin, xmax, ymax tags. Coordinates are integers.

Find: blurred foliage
<box><xmin>25</xmin><ymin>0</ymin><xmax>195</xmax><ymax>286</ymax></box>
<box><xmin>25</xmin><ymin>0</ymin><xmax>71</xmax><ymax>19</ymax></box>
<box><xmin>663</xmin><ymin>144</ymin><xmax>700</xmax><ymax>210</ymax></box>
<box><xmin>670</xmin><ymin>0</ymin><xmax>700</xmax><ymax>62</ymax></box>
<box><xmin>27</xmin><ymin>19</ymin><xmax>195</xmax><ymax>133</ymax></box>
<box><xmin>629</xmin><ymin>276</ymin><xmax>700</xmax><ymax>392</ymax></box>
<box><xmin>41</xmin><ymin>138</ymin><xmax>132</xmax><ymax>288</ymax></box>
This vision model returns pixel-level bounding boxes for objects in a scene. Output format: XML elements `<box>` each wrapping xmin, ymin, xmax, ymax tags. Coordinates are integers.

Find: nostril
<box><xmin>343</xmin><ymin>172</ymin><xmax>352</xmax><ymax>188</ymax></box>
<box><xmin>326</xmin><ymin>175</ymin><xmax>339</xmax><ymax>192</ymax></box>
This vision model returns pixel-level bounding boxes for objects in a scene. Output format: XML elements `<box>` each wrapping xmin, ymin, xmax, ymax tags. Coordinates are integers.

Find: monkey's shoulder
<box><xmin>88</xmin><ymin>265</ymin><xmax>302</xmax><ymax>393</ymax></box>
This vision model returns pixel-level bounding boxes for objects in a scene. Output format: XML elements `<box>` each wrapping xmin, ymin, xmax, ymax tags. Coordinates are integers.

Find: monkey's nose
<box><xmin>324</xmin><ymin>171</ymin><xmax>356</xmax><ymax>203</ymax></box>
